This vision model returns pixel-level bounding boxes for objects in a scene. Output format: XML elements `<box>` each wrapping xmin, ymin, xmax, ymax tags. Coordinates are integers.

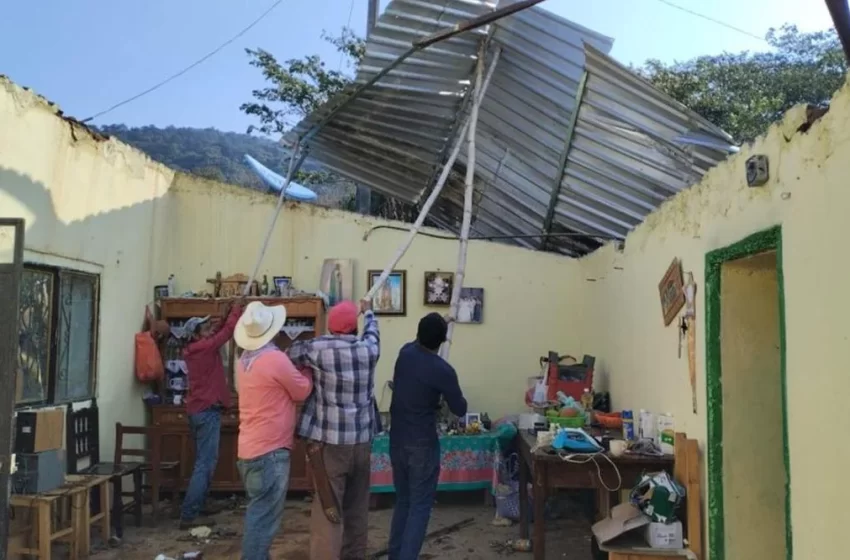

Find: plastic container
<box><xmin>622</xmin><ymin>409</ymin><xmax>635</xmax><ymax>441</ymax></box>
<box><xmin>549</xmin><ymin>415</ymin><xmax>586</xmax><ymax>428</ymax></box>
<box><xmin>657</xmin><ymin>413</ymin><xmax>675</xmax><ymax>454</ymax></box>
<box><xmin>639</xmin><ymin>409</ymin><xmax>656</xmax><ymax>441</ymax></box>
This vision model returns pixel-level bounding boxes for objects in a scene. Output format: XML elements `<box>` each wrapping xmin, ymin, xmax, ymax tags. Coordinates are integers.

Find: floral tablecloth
<box><xmin>370</xmin><ymin>433</ymin><xmax>501</xmax><ymax>493</ymax></box>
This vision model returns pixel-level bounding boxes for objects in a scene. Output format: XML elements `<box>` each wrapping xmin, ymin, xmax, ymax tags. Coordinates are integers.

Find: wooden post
<box><xmin>364</xmin><ymin>48</ymin><xmax>501</xmax><ymax>303</ymax></box>
<box><xmin>244</xmin><ymin>143</ymin><xmax>307</xmax><ymax>296</ymax></box>
<box><xmin>441</xmin><ymin>46</ymin><xmax>486</xmax><ymax>360</ymax></box>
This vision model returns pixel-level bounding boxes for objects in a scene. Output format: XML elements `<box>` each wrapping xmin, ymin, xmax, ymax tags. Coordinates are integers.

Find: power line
<box><xmin>338</xmin><ymin>0</ymin><xmax>356</xmax><ymax>71</ymax></box>
<box><xmin>82</xmin><ymin>0</ymin><xmax>286</xmax><ymax>123</ymax></box>
<box><xmin>651</xmin><ymin>0</ymin><xmax>767</xmax><ymax>42</ymax></box>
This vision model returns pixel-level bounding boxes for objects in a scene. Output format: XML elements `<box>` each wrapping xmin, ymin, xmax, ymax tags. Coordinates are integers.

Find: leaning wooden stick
<box><xmin>243</xmin><ymin>142</ymin><xmax>308</xmax><ymax>296</ymax></box>
<box><xmin>441</xmin><ymin>46</ymin><xmax>487</xmax><ymax>361</ymax></box>
<box><xmin>363</xmin><ymin>48</ymin><xmax>501</xmax><ymax>304</ymax></box>
<box><xmin>684</xmin><ymin>272</ymin><xmax>698</xmax><ymax>413</ymax></box>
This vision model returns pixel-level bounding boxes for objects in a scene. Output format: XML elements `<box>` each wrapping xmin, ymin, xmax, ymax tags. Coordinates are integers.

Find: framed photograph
<box><xmin>465</xmin><ymin>412</ymin><xmax>481</xmax><ymax>426</ymax></box>
<box><xmin>154</xmin><ymin>285</ymin><xmax>169</xmax><ymax>300</ymax></box>
<box><xmin>658</xmin><ymin>258</ymin><xmax>685</xmax><ymax>326</ymax></box>
<box><xmin>273</xmin><ymin>276</ymin><xmax>292</xmax><ymax>296</ymax></box>
<box><xmin>457</xmin><ymin>287</ymin><xmax>484</xmax><ymax>324</ymax></box>
<box><xmin>367</xmin><ymin>270</ymin><xmax>407</xmax><ymax>316</ymax></box>
<box><xmin>424</xmin><ymin>271</ymin><xmax>453</xmax><ymax>306</ymax></box>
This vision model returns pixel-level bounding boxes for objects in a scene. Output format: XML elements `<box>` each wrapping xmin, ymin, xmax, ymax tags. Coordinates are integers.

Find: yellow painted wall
<box><xmin>0</xmin><ymin>76</ymin><xmax>583</xmax><ymax>454</ymax></box>
<box><xmin>152</xmin><ymin>174</ymin><xmax>583</xmax><ymax>416</ymax></box>
<box><xmin>580</xmin><ymin>82</ymin><xmax>850</xmax><ymax>558</ymax></box>
<box><xmin>720</xmin><ymin>252</ymin><xmax>785</xmax><ymax>560</ymax></box>
<box><xmin>0</xmin><ymin>77</ymin><xmax>175</xmax><ymax>461</ymax></box>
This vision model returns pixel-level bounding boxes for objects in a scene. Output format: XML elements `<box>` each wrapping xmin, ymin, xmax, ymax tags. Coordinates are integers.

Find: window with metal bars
<box><xmin>16</xmin><ymin>265</ymin><xmax>99</xmax><ymax>406</ymax></box>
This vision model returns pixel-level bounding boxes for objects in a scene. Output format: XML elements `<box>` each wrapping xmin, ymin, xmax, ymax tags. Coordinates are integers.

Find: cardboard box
<box><xmin>592</xmin><ymin>503</ymin><xmax>651</xmax><ymax>546</ymax></box>
<box><xmin>645</xmin><ymin>521</ymin><xmax>683</xmax><ymax>549</ymax></box>
<box><xmin>15</xmin><ymin>408</ymin><xmax>64</xmax><ymax>453</ymax></box>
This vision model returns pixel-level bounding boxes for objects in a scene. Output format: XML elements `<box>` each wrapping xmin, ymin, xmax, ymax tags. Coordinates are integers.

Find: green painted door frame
<box><xmin>704</xmin><ymin>225</ymin><xmax>792</xmax><ymax>560</ymax></box>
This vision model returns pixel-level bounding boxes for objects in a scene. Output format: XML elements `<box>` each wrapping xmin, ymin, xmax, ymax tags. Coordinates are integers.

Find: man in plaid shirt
<box><xmin>288</xmin><ymin>298</ymin><xmax>380</xmax><ymax>560</ymax></box>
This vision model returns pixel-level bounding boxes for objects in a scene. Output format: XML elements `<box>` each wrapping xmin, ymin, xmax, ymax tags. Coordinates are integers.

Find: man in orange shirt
<box><xmin>234</xmin><ymin>302</ymin><xmax>313</xmax><ymax>560</ymax></box>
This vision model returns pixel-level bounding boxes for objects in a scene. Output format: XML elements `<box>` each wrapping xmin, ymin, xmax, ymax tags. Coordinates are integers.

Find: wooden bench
<box><xmin>8</xmin><ymin>474</ymin><xmax>111</xmax><ymax>560</ymax></box>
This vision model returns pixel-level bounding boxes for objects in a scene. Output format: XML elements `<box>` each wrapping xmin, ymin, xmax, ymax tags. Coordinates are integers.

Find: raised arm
<box><xmin>360</xmin><ymin>305</ymin><xmax>380</xmax><ymax>362</ymax></box>
<box><xmin>186</xmin><ymin>305</ymin><xmax>241</xmax><ymax>353</ymax></box>
<box><xmin>269</xmin><ymin>352</ymin><xmax>313</xmax><ymax>402</ymax></box>
<box><xmin>440</xmin><ymin>365</ymin><xmax>468</xmax><ymax>418</ymax></box>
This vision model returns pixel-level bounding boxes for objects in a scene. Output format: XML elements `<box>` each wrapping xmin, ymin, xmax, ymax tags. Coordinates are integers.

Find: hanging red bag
<box><xmin>135</xmin><ymin>306</ymin><xmax>164</xmax><ymax>382</ymax></box>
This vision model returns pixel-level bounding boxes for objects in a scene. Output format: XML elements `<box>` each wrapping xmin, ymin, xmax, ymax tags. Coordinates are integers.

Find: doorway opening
<box><xmin>705</xmin><ymin>226</ymin><xmax>791</xmax><ymax>560</ymax></box>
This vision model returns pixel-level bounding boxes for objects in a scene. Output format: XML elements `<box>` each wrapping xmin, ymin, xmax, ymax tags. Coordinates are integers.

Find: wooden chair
<box><xmin>66</xmin><ymin>403</ymin><xmax>143</xmax><ymax>540</ymax></box>
<box><xmin>114</xmin><ymin>423</ymin><xmax>180</xmax><ymax>523</ymax></box>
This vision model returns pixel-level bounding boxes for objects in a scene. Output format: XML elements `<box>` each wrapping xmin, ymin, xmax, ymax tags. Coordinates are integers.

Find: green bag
<box><xmin>629</xmin><ymin>471</ymin><xmax>686</xmax><ymax>523</ymax></box>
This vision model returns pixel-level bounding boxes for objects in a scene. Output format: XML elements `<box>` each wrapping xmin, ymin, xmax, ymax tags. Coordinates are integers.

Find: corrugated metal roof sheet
<box><xmin>291</xmin><ymin>0</ymin><xmax>494</xmax><ymax>202</ymax></box>
<box><xmin>293</xmin><ymin>0</ymin><xmax>736</xmax><ymax>257</ymax></box>
<box><xmin>551</xmin><ymin>45</ymin><xmax>736</xmax><ymax>245</ymax></box>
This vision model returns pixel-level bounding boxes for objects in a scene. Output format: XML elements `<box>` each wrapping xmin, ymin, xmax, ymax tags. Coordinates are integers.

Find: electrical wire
<box><xmin>82</xmin><ymin>0</ymin><xmax>287</xmax><ymax>123</ymax></box>
<box><xmin>338</xmin><ymin>0</ymin><xmax>356</xmax><ymax>72</ymax></box>
<box><xmin>650</xmin><ymin>0</ymin><xmax>767</xmax><ymax>42</ymax></box>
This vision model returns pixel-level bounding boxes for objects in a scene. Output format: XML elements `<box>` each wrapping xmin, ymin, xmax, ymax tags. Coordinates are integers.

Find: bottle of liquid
<box><xmin>657</xmin><ymin>413</ymin><xmax>675</xmax><ymax>454</ymax></box>
<box><xmin>639</xmin><ymin>409</ymin><xmax>656</xmax><ymax>441</ymax></box>
<box><xmin>581</xmin><ymin>388</ymin><xmax>594</xmax><ymax>427</ymax></box>
<box><xmin>262</xmin><ymin>274</ymin><xmax>270</xmax><ymax>296</ymax></box>
<box><xmin>167</xmin><ymin>274</ymin><xmax>176</xmax><ymax>297</ymax></box>
<box><xmin>622</xmin><ymin>409</ymin><xmax>635</xmax><ymax>441</ymax></box>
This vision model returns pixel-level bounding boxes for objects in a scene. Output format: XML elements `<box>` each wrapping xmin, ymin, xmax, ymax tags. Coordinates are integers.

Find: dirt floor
<box><xmin>89</xmin><ymin>493</ymin><xmax>595</xmax><ymax>560</ymax></box>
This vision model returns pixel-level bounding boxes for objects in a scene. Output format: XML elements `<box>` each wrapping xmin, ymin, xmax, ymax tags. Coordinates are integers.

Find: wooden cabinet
<box><xmin>152</xmin><ymin>296</ymin><xmax>324</xmax><ymax>494</ymax></box>
<box><xmin>151</xmin><ymin>403</ymin><xmax>312</xmax><ymax>493</ymax></box>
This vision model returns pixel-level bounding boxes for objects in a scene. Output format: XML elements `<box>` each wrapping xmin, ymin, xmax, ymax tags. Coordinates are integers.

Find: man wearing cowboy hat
<box><xmin>288</xmin><ymin>298</ymin><xmax>380</xmax><ymax>560</ymax></box>
<box><xmin>179</xmin><ymin>300</ymin><xmax>243</xmax><ymax>529</ymax></box>
<box><xmin>234</xmin><ymin>301</ymin><xmax>313</xmax><ymax>560</ymax></box>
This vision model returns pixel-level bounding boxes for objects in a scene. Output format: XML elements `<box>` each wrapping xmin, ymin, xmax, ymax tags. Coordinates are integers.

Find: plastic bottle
<box><xmin>581</xmin><ymin>389</ymin><xmax>594</xmax><ymax>427</ymax></box>
<box><xmin>622</xmin><ymin>409</ymin><xmax>635</xmax><ymax>441</ymax></box>
<box><xmin>657</xmin><ymin>413</ymin><xmax>675</xmax><ymax>454</ymax></box>
<box><xmin>639</xmin><ymin>409</ymin><xmax>656</xmax><ymax>441</ymax></box>
<box><xmin>167</xmin><ymin>274</ymin><xmax>176</xmax><ymax>297</ymax></box>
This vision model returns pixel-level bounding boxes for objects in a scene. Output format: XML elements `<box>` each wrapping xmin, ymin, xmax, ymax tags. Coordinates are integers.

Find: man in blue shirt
<box><xmin>388</xmin><ymin>313</ymin><xmax>467</xmax><ymax>559</ymax></box>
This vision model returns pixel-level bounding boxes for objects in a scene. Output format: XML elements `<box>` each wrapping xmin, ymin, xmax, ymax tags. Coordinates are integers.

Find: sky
<box><xmin>0</xmin><ymin>0</ymin><xmax>835</xmax><ymax>134</ymax></box>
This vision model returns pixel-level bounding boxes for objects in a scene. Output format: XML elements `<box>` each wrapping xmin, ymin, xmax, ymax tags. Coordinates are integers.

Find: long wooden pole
<box><xmin>440</xmin><ymin>46</ymin><xmax>486</xmax><ymax>360</ymax></box>
<box><xmin>244</xmin><ymin>143</ymin><xmax>308</xmax><ymax>296</ymax></box>
<box><xmin>363</xmin><ymin>48</ymin><xmax>501</xmax><ymax>303</ymax></box>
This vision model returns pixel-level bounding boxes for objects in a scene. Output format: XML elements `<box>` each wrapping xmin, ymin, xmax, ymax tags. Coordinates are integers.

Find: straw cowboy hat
<box><xmin>234</xmin><ymin>301</ymin><xmax>287</xmax><ymax>351</ymax></box>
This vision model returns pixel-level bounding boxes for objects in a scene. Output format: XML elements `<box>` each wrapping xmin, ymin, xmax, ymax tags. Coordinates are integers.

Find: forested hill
<box><xmin>96</xmin><ymin>124</ymin><xmax>352</xmax><ymax>206</ymax></box>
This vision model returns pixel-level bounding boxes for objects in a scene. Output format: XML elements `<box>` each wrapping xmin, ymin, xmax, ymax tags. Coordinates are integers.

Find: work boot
<box><xmin>179</xmin><ymin>517</ymin><xmax>218</xmax><ymax>530</ymax></box>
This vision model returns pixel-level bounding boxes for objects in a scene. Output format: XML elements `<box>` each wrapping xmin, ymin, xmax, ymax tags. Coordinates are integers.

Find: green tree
<box><xmin>640</xmin><ymin>24</ymin><xmax>847</xmax><ymax>143</ymax></box>
<box><xmin>242</xmin><ymin>29</ymin><xmax>417</xmax><ymax>221</ymax></box>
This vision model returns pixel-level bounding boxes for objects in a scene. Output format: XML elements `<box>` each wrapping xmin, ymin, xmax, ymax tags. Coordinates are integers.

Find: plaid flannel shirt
<box><xmin>289</xmin><ymin>310</ymin><xmax>381</xmax><ymax>445</ymax></box>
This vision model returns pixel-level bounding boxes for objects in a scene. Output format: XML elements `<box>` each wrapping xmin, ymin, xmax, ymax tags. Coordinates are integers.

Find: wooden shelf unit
<box><xmin>152</xmin><ymin>296</ymin><xmax>324</xmax><ymax>493</ymax></box>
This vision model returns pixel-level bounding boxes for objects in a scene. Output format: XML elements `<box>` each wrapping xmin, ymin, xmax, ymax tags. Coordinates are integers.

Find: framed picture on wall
<box><xmin>457</xmin><ymin>287</ymin><xmax>484</xmax><ymax>324</ymax></box>
<box><xmin>424</xmin><ymin>271</ymin><xmax>453</xmax><ymax>306</ymax></box>
<box><xmin>367</xmin><ymin>270</ymin><xmax>407</xmax><ymax>316</ymax></box>
<box><xmin>658</xmin><ymin>258</ymin><xmax>685</xmax><ymax>326</ymax></box>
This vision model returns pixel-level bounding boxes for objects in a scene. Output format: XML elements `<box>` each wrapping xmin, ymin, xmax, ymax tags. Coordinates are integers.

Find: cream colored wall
<box><xmin>152</xmin><ymin>174</ymin><xmax>583</xmax><ymax>417</ymax></box>
<box><xmin>580</xmin><ymin>82</ymin><xmax>850</xmax><ymax>558</ymax></box>
<box><xmin>720</xmin><ymin>252</ymin><xmax>785</xmax><ymax>560</ymax></box>
<box><xmin>0</xmin><ymin>77</ymin><xmax>175</xmax><ymax>460</ymax></box>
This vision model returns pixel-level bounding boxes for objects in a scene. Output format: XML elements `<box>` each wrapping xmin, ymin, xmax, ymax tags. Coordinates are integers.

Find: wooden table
<box><xmin>9</xmin><ymin>474</ymin><xmax>111</xmax><ymax>560</ymax></box>
<box><xmin>516</xmin><ymin>431</ymin><xmax>673</xmax><ymax>560</ymax></box>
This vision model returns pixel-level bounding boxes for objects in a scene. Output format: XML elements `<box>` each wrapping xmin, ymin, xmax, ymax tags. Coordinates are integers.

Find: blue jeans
<box><xmin>181</xmin><ymin>407</ymin><xmax>221</xmax><ymax>521</ymax></box>
<box><xmin>388</xmin><ymin>440</ymin><xmax>441</xmax><ymax>560</ymax></box>
<box><xmin>238</xmin><ymin>449</ymin><xmax>291</xmax><ymax>560</ymax></box>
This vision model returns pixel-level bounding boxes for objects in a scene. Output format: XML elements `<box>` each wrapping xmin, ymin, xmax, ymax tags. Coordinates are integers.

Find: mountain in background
<box><xmin>97</xmin><ymin>124</ymin><xmax>355</xmax><ymax>207</ymax></box>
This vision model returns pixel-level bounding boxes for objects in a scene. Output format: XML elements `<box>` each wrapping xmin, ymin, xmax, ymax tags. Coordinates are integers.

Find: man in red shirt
<box><xmin>179</xmin><ymin>300</ymin><xmax>242</xmax><ymax>529</ymax></box>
